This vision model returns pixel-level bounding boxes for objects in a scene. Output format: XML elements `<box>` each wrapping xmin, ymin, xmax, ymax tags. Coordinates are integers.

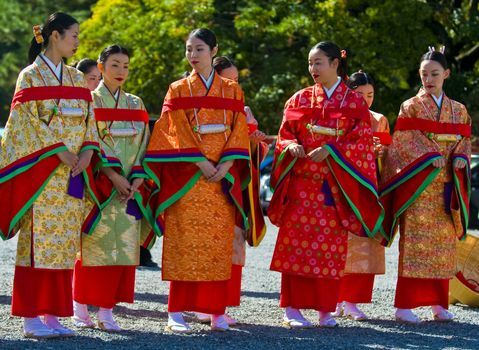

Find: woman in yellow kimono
<box><xmin>0</xmin><ymin>13</ymin><xmax>100</xmax><ymax>338</ymax></box>
<box><xmin>381</xmin><ymin>47</ymin><xmax>471</xmax><ymax>323</ymax></box>
<box><xmin>144</xmin><ymin>29</ymin><xmax>250</xmax><ymax>332</ymax></box>
<box><xmin>72</xmin><ymin>45</ymin><xmax>150</xmax><ymax>331</ymax></box>
<box><xmin>334</xmin><ymin>71</ymin><xmax>389</xmax><ymax>320</ymax></box>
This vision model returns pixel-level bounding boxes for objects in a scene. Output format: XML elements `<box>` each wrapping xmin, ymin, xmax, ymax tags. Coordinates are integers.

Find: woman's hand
<box><xmin>432</xmin><ymin>157</ymin><xmax>446</xmax><ymax>168</ymax></box>
<box><xmin>308</xmin><ymin>147</ymin><xmax>329</xmax><ymax>162</ymax></box>
<box><xmin>288</xmin><ymin>144</ymin><xmax>306</xmax><ymax>158</ymax></box>
<box><xmin>57</xmin><ymin>150</ymin><xmax>79</xmax><ymax>169</ymax></box>
<box><xmin>249</xmin><ymin>130</ymin><xmax>267</xmax><ymax>144</ymax></box>
<box><xmin>454</xmin><ymin>159</ymin><xmax>467</xmax><ymax>169</ymax></box>
<box><xmin>196</xmin><ymin>160</ymin><xmax>218</xmax><ymax>179</ymax></box>
<box><xmin>209</xmin><ymin>160</ymin><xmax>234</xmax><ymax>182</ymax></box>
<box><xmin>123</xmin><ymin>178</ymin><xmax>144</xmax><ymax>203</ymax></box>
<box><xmin>71</xmin><ymin>150</ymin><xmax>93</xmax><ymax>177</ymax></box>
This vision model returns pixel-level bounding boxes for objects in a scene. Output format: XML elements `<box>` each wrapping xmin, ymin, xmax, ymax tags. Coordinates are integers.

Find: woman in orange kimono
<box><xmin>191</xmin><ymin>56</ymin><xmax>267</xmax><ymax>326</ymax></box>
<box><xmin>381</xmin><ymin>48</ymin><xmax>471</xmax><ymax>323</ymax></box>
<box><xmin>144</xmin><ymin>29</ymin><xmax>250</xmax><ymax>332</ymax></box>
<box><xmin>268</xmin><ymin>42</ymin><xmax>383</xmax><ymax>328</ymax></box>
<box><xmin>333</xmin><ymin>71</ymin><xmax>390</xmax><ymax>320</ymax></box>
<box><xmin>0</xmin><ymin>13</ymin><xmax>100</xmax><ymax>338</ymax></box>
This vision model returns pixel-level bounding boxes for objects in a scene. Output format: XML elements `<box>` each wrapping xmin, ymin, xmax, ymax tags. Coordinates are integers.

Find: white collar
<box><xmin>40</xmin><ymin>54</ymin><xmax>62</xmax><ymax>80</ymax></box>
<box><xmin>431</xmin><ymin>92</ymin><xmax>444</xmax><ymax>109</ymax></box>
<box><xmin>323</xmin><ymin>77</ymin><xmax>341</xmax><ymax>99</ymax></box>
<box><xmin>199</xmin><ymin>69</ymin><xmax>215</xmax><ymax>89</ymax></box>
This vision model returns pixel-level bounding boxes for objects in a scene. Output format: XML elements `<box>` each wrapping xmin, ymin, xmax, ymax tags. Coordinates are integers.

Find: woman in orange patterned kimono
<box><xmin>334</xmin><ymin>71</ymin><xmax>390</xmax><ymax>320</ymax></box>
<box><xmin>381</xmin><ymin>48</ymin><xmax>471</xmax><ymax>323</ymax></box>
<box><xmin>189</xmin><ymin>56</ymin><xmax>267</xmax><ymax>326</ymax></box>
<box><xmin>268</xmin><ymin>42</ymin><xmax>383</xmax><ymax>328</ymax></box>
<box><xmin>144</xmin><ymin>29</ymin><xmax>250</xmax><ymax>332</ymax></box>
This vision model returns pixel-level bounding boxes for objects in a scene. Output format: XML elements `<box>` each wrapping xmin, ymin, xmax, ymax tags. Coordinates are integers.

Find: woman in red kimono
<box><xmin>269</xmin><ymin>42</ymin><xmax>383</xmax><ymax>328</ymax></box>
<box><xmin>333</xmin><ymin>71</ymin><xmax>390</xmax><ymax>320</ymax></box>
<box><xmin>381</xmin><ymin>48</ymin><xmax>471</xmax><ymax>323</ymax></box>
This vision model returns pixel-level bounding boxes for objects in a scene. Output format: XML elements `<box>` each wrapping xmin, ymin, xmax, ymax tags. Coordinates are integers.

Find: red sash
<box><xmin>11</xmin><ymin>86</ymin><xmax>92</xmax><ymax>110</ymax></box>
<box><xmin>283</xmin><ymin>107</ymin><xmax>366</xmax><ymax>122</ymax></box>
<box><xmin>94</xmin><ymin>108</ymin><xmax>149</xmax><ymax>123</ymax></box>
<box><xmin>395</xmin><ymin>118</ymin><xmax>471</xmax><ymax>137</ymax></box>
<box><xmin>162</xmin><ymin>96</ymin><xmax>245</xmax><ymax>114</ymax></box>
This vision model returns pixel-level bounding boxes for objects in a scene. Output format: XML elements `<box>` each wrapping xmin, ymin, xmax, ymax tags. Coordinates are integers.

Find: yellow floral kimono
<box><xmin>0</xmin><ymin>55</ymin><xmax>99</xmax><ymax>270</ymax></box>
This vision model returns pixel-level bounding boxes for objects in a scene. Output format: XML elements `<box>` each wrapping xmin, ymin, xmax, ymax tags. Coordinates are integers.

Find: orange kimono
<box><xmin>144</xmin><ymin>70</ymin><xmax>250</xmax><ymax>314</ymax></box>
<box><xmin>381</xmin><ymin>89</ymin><xmax>471</xmax><ymax>309</ymax></box>
<box><xmin>339</xmin><ymin>110</ymin><xmax>390</xmax><ymax>303</ymax></box>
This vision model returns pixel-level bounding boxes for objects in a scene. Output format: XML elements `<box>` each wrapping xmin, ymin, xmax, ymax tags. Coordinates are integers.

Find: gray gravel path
<box><xmin>1</xmin><ymin>220</ymin><xmax>479</xmax><ymax>349</ymax></box>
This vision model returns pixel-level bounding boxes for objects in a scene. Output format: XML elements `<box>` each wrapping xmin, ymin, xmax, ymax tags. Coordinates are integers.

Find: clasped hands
<box><xmin>288</xmin><ymin>143</ymin><xmax>329</xmax><ymax>162</ymax></box>
<box><xmin>196</xmin><ymin>160</ymin><xmax>234</xmax><ymax>182</ymax></box>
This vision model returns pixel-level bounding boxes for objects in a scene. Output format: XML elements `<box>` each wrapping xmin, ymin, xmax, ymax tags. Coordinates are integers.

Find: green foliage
<box><xmin>0</xmin><ymin>0</ymin><xmax>96</xmax><ymax>121</ymax></box>
<box><xmin>1</xmin><ymin>0</ymin><xmax>478</xmax><ymax>135</ymax></box>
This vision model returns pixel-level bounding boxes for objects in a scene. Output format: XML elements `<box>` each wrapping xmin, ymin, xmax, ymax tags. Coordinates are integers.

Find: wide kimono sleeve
<box><xmin>322</xmin><ymin>100</ymin><xmax>384</xmax><ymax>237</ymax></box>
<box><xmin>379</xmin><ymin>101</ymin><xmax>444</xmax><ymax>245</ymax></box>
<box><xmin>450</xmin><ymin>103</ymin><xmax>472</xmax><ymax>240</ymax></box>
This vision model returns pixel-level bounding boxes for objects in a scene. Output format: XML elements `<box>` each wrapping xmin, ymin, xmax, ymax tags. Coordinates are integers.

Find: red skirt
<box><xmin>280</xmin><ymin>273</ymin><xmax>341</xmax><ymax>312</ymax></box>
<box><xmin>338</xmin><ymin>273</ymin><xmax>375</xmax><ymax>303</ymax></box>
<box><xmin>168</xmin><ymin>279</ymin><xmax>229</xmax><ymax>315</ymax></box>
<box><xmin>12</xmin><ymin>266</ymin><xmax>73</xmax><ymax>317</ymax></box>
<box><xmin>394</xmin><ymin>276</ymin><xmax>449</xmax><ymax>309</ymax></box>
<box><xmin>73</xmin><ymin>260</ymin><xmax>136</xmax><ymax>309</ymax></box>
<box><xmin>226</xmin><ymin>264</ymin><xmax>242</xmax><ymax>307</ymax></box>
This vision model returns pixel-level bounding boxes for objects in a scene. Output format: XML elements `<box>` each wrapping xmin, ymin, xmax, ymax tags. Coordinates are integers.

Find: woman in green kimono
<box><xmin>72</xmin><ymin>45</ymin><xmax>150</xmax><ymax>331</ymax></box>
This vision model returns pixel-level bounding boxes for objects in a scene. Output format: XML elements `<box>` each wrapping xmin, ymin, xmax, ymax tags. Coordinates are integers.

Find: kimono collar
<box><xmin>431</xmin><ymin>92</ymin><xmax>444</xmax><ymax>109</ymax></box>
<box><xmin>323</xmin><ymin>77</ymin><xmax>341</xmax><ymax>99</ymax></box>
<box><xmin>97</xmin><ymin>81</ymin><xmax>123</xmax><ymax>106</ymax></box>
<box><xmin>40</xmin><ymin>53</ymin><xmax>62</xmax><ymax>80</ymax></box>
<box><xmin>198</xmin><ymin>69</ymin><xmax>215</xmax><ymax>90</ymax></box>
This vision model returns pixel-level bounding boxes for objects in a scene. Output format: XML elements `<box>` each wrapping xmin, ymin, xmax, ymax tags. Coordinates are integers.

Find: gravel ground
<box><xmin>1</xmin><ymin>220</ymin><xmax>479</xmax><ymax>349</ymax></box>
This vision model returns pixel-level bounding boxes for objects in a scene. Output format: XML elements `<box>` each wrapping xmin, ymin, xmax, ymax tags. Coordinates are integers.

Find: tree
<box><xmin>0</xmin><ymin>1</ymin><xmax>96</xmax><ymax>123</ymax></box>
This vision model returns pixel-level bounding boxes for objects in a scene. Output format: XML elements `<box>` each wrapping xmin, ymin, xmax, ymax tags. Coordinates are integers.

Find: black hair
<box><xmin>213</xmin><ymin>56</ymin><xmax>236</xmax><ymax>74</ymax></box>
<box><xmin>181</xmin><ymin>71</ymin><xmax>191</xmax><ymax>78</ymax></box>
<box><xmin>187</xmin><ymin>28</ymin><xmax>217</xmax><ymax>50</ymax></box>
<box><xmin>421</xmin><ymin>49</ymin><xmax>448</xmax><ymax>70</ymax></box>
<box><xmin>346</xmin><ymin>70</ymin><xmax>375</xmax><ymax>90</ymax></box>
<box><xmin>310</xmin><ymin>41</ymin><xmax>348</xmax><ymax>80</ymax></box>
<box><xmin>28</xmin><ymin>12</ymin><xmax>78</xmax><ymax>64</ymax></box>
<box><xmin>98</xmin><ymin>44</ymin><xmax>130</xmax><ymax>64</ymax></box>
<box><xmin>75</xmin><ymin>58</ymin><xmax>98</xmax><ymax>74</ymax></box>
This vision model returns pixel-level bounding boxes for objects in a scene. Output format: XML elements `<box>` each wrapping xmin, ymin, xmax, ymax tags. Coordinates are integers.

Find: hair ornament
<box><xmin>439</xmin><ymin>46</ymin><xmax>446</xmax><ymax>54</ymax></box>
<box><xmin>33</xmin><ymin>25</ymin><xmax>44</xmax><ymax>44</ymax></box>
<box><xmin>428</xmin><ymin>46</ymin><xmax>435</xmax><ymax>53</ymax></box>
<box><xmin>341</xmin><ymin>49</ymin><xmax>347</xmax><ymax>59</ymax></box>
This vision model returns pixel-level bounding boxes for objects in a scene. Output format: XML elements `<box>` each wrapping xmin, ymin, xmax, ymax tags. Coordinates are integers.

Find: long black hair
<box><xmin>213</xmin><ymin>56</ymin><xmax>235</xmax><ymax>74</ymax></box>
<box><xmin>98</xmin><ymin>45</ymin><xmax>130</xmax><ymax>64</ymax></box>
<box><xmin>75</xmin><ymin>58</ymin><xmax>98</xmax><ymax>74</ymax></box>
<box><xmin>310</xmin><ymin>41</ymin><xmax>348</xmax><ymax>80</ymax></box>
<box><xmin>346</xmin><ymin>70</ymin><xmax>375</xmax><ymax>90</ymax></box>
<box><xmin>187</xmin><ymin>28</ymin><xmax>217</xmax><ymax>50</ymax></box>
<box><xmin>28</xmin><ymin>12</ymin><xmax>78</xmax><ymax>64</ymax></box>
<box><xmin>421</xmin><ymin>48</ymin><xmax>448</xmax><ymax>70</ymax></box>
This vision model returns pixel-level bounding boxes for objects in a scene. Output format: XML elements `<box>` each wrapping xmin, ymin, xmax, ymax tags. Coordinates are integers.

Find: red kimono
<box><xmin>268</xmin><ymin>81</ymin><xmax>383</xmax><ymax>312</ymax></box>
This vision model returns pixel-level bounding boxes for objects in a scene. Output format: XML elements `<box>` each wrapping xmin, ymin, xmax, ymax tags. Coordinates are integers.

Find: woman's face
<box><xmin>308</xmin><ymin>48</ymin><xmax>338</xmax><ymax>85</ymax></box>
<box><xmin>419</xmin><ymin>60</ymin><xmax>449</xmax><ymax>97</ymax></box>
<box><xmin>85</xmin><ymin>66</ymin><xmax>101</xmax><ymax>91</ymax></box>
<box><xmin>185</xmin><ymin>36</ymin><xmax>217</xmax><ymax>73</ymax></box>
<box><xmin>54</xmin><ymin>23</ymin><xmax>80</xmax><ymax>59</ymax></box>
<box><xmin>354</xmin><ymin>83</ymin><xmax>375</xmax><ymax>108</ymax></box>
<box><xmin>100</xmin><ymin>53</ymin><xmax>129</xmax><ymax>89</ymax></box>
<box><xmin>219</xmin><ymin>66</ymin><xmax>239</xmax><ymax>82</ymax></box>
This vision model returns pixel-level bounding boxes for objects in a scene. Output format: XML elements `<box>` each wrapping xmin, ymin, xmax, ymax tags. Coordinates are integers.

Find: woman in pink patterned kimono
<box><xmin>268</xmin><ymin>42</ymin><xmax>383</xmax><ymax>328</ymax></box>
<box><xmin>381</xmin><ymin>48</ymin><xmax>471</xmax><ymax>323</ymax></box>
